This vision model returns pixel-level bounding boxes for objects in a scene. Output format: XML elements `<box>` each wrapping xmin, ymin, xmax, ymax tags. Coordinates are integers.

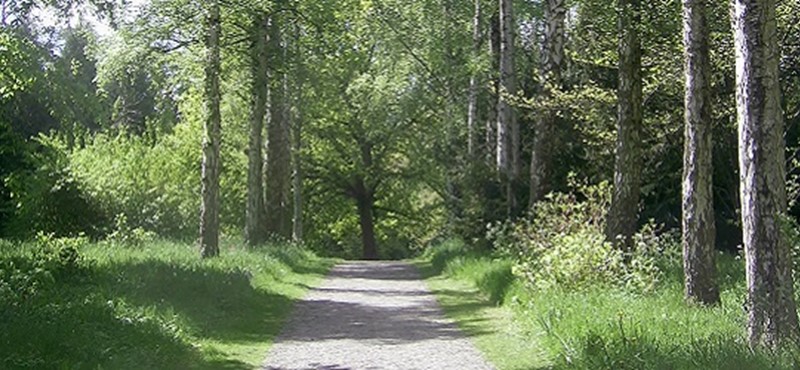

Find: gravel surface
<box><xmin>262</xmin><ymin>261</ymin><xmax>495</xmax><ymax>370</ymax></box>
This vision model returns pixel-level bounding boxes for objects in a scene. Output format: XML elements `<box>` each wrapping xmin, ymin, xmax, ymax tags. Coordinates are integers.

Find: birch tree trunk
<box><xmin>496</xmin><ymin>0</ymin><xmax>513</xmax><ymax>174</ymax></box>
<box><xmin>292</xmin><ymin>105</ymin><xmax>303</xmax><ymax>242</ymax></box>
<box><xmin>199</xmin><ymin>0</ymin><xmax>221</xmax><ymax>258</ymax></box>
<box><xmin>498</xmin><ymin>0</ymin><xmax>519</xmax><ymax>215</ymax></box>
<box><xmin>486</xmin><ymin>11</ymin><xmax>500</xmax><ymax>166</ymax></box>
<box><xmin>245</xmin><ymin>14</ymin><xmax>268</xmax><ymax>246</ymax></box>
<box><xmin>292</xmin><ymin>26</ymin><xmax>304</xmax><ymax>243</ymax></box>
<box><xmin>265</xmin><ymin>16</ymin><xmax>292</xmax><ymax>239</ymax></box>
<box><xmin>467</xmin><ymin>0</ymin><xmax>481</xmax><ymax>158</ymax></box>
<box><xmin>733</xmin><ymin>0</ymin><xmax>800</xmax><ymax>348</ymax></box>
<box><xmin>605</xmin><ymin>0</ymin><xmax>643</xmax><ymax>252</ymax></box>
<box><xmin>530</xmin><ymin>0</ymin><xmax>566</xmax><ymax>207</ymax></box>
<box><xmin>682</xmin><ymin>0</ymin><xmax>719</xmax><ymax>305</ymax></box>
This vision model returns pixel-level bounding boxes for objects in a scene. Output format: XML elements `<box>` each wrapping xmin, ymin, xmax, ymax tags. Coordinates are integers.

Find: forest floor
<box><xmin>417</xmin><ymin>241</ymin><xmax>800</xmax><ymax>370</ymax></box>
<box><xmin>262</xmin><ymin>261</ymin><xmax>494</xmax><ymax>370</ymax></box>
<box><xmin>0</xmin><ymin>239</ymin><xmax>335</xmax><ymax>369</ymax></box>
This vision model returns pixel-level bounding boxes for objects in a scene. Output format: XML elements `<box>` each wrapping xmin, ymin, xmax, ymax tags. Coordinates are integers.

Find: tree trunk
<box><xmin>497</xmin><ymin>0</ymin><xmax>518</xmax><ymax>178</ymax></box>
<box><xmin>292</xmin><ymin>111</ymin><xmax>303</xmax><ymax>243</ymax></box>
<box><xmin>199</xmin><ymin>0</ymin><xmax>221</xmax><ymax>258</ymax></box>
<box><xmin>356</xmin><ymin>183</ymin><xmax>379</xmax><ymax>261</ymax></box>
<box><xmin>467</xmin><ymin>0</ymin><xmax>481</xmax><ymax>158</ymax></box>
<box><xmin>245</xmin><ymin>14</ymin><xmax>269</xmax><ymax>247</ymax></box>
<box><xmin>605</xmin><ymin>0</ymin><xmax>643</xmax><ymax>252</ymax></box>
<box><xmin>486</xmin><ymin>11</ymin><xmax>500</xmax><ymax>167</ymax></box>
<box><xmin>733</xmin><ymin>0</ymin><xmax>799</xmax><ymax>348</ymax></box>
<box><xmin>1</xmin><ymin>0</ymin><xmax>7</xmax><ymax>27</ymax></box>
<box><xmin>682</xmin><ymin>0</ymin><xmax>719</xmax><ymax>306</ymax></box>
<box><xmin>530</xmin><ymin>0</ymin><xmax>566</xmax><ymax>207</ymax></box>
<box><xmin>498</xmin><ymin>0</ymin><xmax>519</xmax><ymax>216</ymax></box>
<box><xmin>264</xmin><ymin>16</ymin><xmax>292</xmax><ymax>239</ymax></box>
<box><xmin>292</xmin><ymin>35</ymin><xmax>304</xmax><ymax>243</ymax></box>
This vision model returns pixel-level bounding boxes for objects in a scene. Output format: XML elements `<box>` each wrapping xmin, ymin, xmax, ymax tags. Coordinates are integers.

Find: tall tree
<box><xmin>291</xmin><ymin>24</ymin><xmax>305</xmax><ymax>243</ymax></box>
<box><xmin>199</xmin><ymin>0</ymin><xmax>221</xmax><ymax>258</ymax></box>
<box><xmin>245</xmin><ymin>14</ymin><xmax>268</xmax><ymax>246</ymax></box>
<box><xmin>529</xmin><ymin>0</ymin><xmax>567</xmax><ymax>207</ymax></box>
<box><xmin>467</xmin><ymin>0</ymin><xmax>481</xmax><ymax>158</ymax></box>
<box><xmin>264</xmin><ymin>15</ymin><xmax>292</xmax><ymax>239</ymax></box>
<box><xmin>605</xmin><ymin>0</ymin><xmax>643</xmax><ymax>251</ymax></box>
<box><xmin>733</xmin><ymin>0</ymin><xmax>799</xmax><ymax>348</ymax></box>
<box><xmin>486</xmin><ymin>10</ymin><xmax>500</xmax><ymax>165</ymax></box>
<box><xmin>681</xmin><ymin>0</ymin><xmax>719</xmax><ymax>306</ymax></box>
<box><xmin>291</xmin><ymin>89</ymin><xmax>304</xmax><ymax>243</ymax></box>
<box><xmin>497</xmin><ymin>0</ymin><xmax>518</xmax><ymax>213</ymax></box>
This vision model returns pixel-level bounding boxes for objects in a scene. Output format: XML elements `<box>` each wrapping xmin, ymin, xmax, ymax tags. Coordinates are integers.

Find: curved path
<box><xmin>262</xmin><ymin>261</ymin><xmax>495</xmax><ymax>370</ymax></box>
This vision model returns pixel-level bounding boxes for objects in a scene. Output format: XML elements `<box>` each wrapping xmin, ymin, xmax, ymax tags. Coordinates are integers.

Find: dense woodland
<box><xmin>4</xmin><ymin>0</ymin><xmax>800</xmax><ymax>367</ymax></box>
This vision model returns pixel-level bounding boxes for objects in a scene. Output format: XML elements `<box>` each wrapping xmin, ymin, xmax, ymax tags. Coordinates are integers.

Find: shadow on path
<box><xmin>263</xmin><ymin>261</ymin><xmax>496</xmax><ymax>370</ymax></box>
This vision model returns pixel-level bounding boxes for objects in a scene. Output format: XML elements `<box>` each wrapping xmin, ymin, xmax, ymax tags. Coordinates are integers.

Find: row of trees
<box><xmin>188</xmin><ymin>0</ymin><xmax>798</xmax><ymax>347</ymax></box>
<box><xmin>3</xmin><ymin>0</ymin><xmax>800</xmax><ymax>349</ymax></box>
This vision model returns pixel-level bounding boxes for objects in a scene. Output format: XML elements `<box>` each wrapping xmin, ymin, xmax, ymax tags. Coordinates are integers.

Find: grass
<box><xmin>0</xmin><ymin>237</ymin><xmax>335</xmax><ymax>369</ymax></box>
<box><xmin>419</xmin><ymin>239</ymin><xmax>800</xmax><ymax>370</ymax></box>
<box><xmin>417</xmin><ymin>259</ymin><xmax>550</xmax><ymax>370</ymax></box>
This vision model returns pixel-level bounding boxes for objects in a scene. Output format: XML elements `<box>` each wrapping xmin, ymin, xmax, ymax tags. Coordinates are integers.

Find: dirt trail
<box><xmin>262</xmin><ymin>261</ymin><xmax>495</xmax><ymax>370</ymax></box>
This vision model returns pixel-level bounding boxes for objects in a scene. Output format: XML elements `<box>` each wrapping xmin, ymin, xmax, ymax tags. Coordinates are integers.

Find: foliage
<box><xmin>0</xmin><ymin>29</ymin><xmax>38</xmax><ymax>99</ymax></box>
<box><xmin>492</xmin><ymin>180</ymin><xmax>669</xmax><ymax>293</ymax></box>
<box><xmin>3</xmin><ymin>135</ymin><xmax>105</xmax><ymax>238</ymax></box>
<box><xmin>421</xmin><ymin>240</ymin><xmax>800</xmax><ymax>370</ymax></box>
<box><xmin>0</xmin><ymin>238</ymin><xmax>334</xmax><ymax>369</ymax></box>
<box><xmin>107</xmin><ymin>213</ymin><xmax>157</xmax><ymax>247</ymax></box>
<box><xmin>0</xmin><ymin>234</ymin><xmax>90</xmax><ymax>307</ymax></box>
<box><xmin>68</xmin><ymin>94</ymin><xmax>248</xmax><ymax>239</ymax></box>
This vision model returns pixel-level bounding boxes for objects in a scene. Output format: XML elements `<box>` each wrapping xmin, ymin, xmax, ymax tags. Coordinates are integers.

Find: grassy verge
<box><xmin>419</xmin><ymin>240</ymin><xmax>800</xmax><ymax>370</ymax></box>
<box><xmin>417</xmin><ymin>256</ymin><xmax>550</xmax><ymax>370</ymax></box>
<box><xmin>0</xmin><ymin>237</ymin><xmax>336</xmax><ymax>369</ymax></box>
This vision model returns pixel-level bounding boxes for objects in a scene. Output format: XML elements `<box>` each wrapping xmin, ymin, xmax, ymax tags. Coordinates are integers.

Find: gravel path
<box><xmin>262</xmin><ymin>261</ymin><xmax>495</xmax><ymax>370</ymax></box>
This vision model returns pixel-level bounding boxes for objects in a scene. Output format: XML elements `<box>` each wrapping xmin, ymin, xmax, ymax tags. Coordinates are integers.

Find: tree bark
<box><xmin>467</xmin><ymin>0</ymin><xmax>481</xmax><ymax>158</ymax></box>
<box><xmin>497</xmin><ymin>0</ymin><xmax>518</xmax><ymax>178</ymax></box>
<box><xmin>264</xmin><ymin>16</ymin><xmax>292</xmax><ymax>240</ymax></box>
<box><xmin>292</xmin><ymin>31</ymin><xmax>304</xmax><ymax>243</ymax></box>
<box><xmin>199</xmin><ymin>0</ymin><xmax>221</xmax><ymax>258</ymax></box>
<box><xmin>498</xmin><ymin>0</ymin><xmax>519</xmax><ymax>216</ymax></box>
<box><xmin>733</xmin><ymin>0</ymin><xmax>800</xmax><ymax>349</ymax></box>
<box><xmin>605</xmin><ymin>0</ymin><xmax>643</xmax><ymax>252</ymax></box>
<box><xmin>682</xmin><ymin>0</ymin><xmax>719</xmax><ymax>306</ymax></box>
<box><xmin>486</xmin><ymin>11</ymin><xmax>500</xmax><ymax>167</ymax></box>
<box><xmin>355</xmin><ymin>183</ymin><xmax>379</xmax><ymax>261</ymax></box>
<box><xmin>292</xmin><ymin>110</ymin><xmax>303</xmax><ymax>243</ymax></box>
<box><xmin>530</xmin><ymin>0</ymin><xmax>566</xmax><ymax>207</ymax></box>
<box><xmin>245</xmin><ymin>14</ymin><xmax>269</xmax><ymax>246</ymax></box>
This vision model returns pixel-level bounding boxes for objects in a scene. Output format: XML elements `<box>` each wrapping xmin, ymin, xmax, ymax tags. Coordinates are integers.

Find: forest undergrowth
<box><xmin>423</xmin><ymin>239</ymin><xmax>800</xmax><ymax>370</ymax></box>
<box><xmin>0</xmin><ymin>235</ymin><xmax>334</xmax><ymax>369</ymax></box>
<box><xmin>421</xmin><ymin>184</ymin><xmax>800</xmax><ymax>370</ymax></box>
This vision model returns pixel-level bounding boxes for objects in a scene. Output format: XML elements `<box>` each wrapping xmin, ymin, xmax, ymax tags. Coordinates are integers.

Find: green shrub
<box><xmin>0</xmin><ymin>234</ymin><xmax>92</xmax><ymax>306</ymax></box>
<box><xmin>107</xmin><ymin>213</ymin><xmax>157</xmax><ymax>247</ymax></box>
<box><xmin>493</xmin><ymin>180</ymin><xmax>670</xmax><ymax>293</ymax></box>
<box><xmin>3</xmin><ymin>135</ymin><xmax>105</xmax><ymax>238</ymax></box>
<box><xmin>29</xmin><ymin>233</ymin><xmax>92</xmax><ymax>280</ymax></box>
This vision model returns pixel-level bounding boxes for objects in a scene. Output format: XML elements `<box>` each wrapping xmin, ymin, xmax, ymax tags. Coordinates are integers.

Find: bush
<box><xmin>107</xmin><ymin>213</ymin><xmax>157</xmax><ymax>247</ymax></box>
<box><xmin>0</xmin><ymin>234</ymin><xmax>92</xmax><ymax>306</ymax></box>
<box><xmin>493</xmin><ymin>180</ymin><xmax>670</xmax><ymax>293</ymax></box>
<box><xmin>3</xmin><ymin>135</ymin><xmax>105</xmax><ymax>238</ymax></box>
<box><xmin>68</xmin><ymin>121</ymin><xmax>247</xmax><ymax>239</ymax></box>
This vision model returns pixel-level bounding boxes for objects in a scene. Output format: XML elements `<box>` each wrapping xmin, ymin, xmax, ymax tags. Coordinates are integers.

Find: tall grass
<box><xmin>423</xmin><ymin>239</ymin><xmax>800</xmax><ymax>370</ymax></box>
<box><xmin>0</xmin><ymin>237</ymin><xmax>334</xmax><ymax>369</ymax></box>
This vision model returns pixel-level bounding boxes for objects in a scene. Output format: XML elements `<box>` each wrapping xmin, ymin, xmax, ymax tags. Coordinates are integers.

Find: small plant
<box><xmin>31</xmin><ymin>232</ymin><xmax>92</xmax><ymax>280</ymax></box>
<box><xmin>492</xmin><ymin>179</ymin><xmax>665</xmax><ymax>293</ymax></box>
<box><xmin>107</xmin><ymin>213</ymin><xmax>156</xmax><ymax>247</ymax></box>
<box><xmin>0</xmin><ymin>234</ymin><xmax>92</xmax><ymax>306</ymax></box>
